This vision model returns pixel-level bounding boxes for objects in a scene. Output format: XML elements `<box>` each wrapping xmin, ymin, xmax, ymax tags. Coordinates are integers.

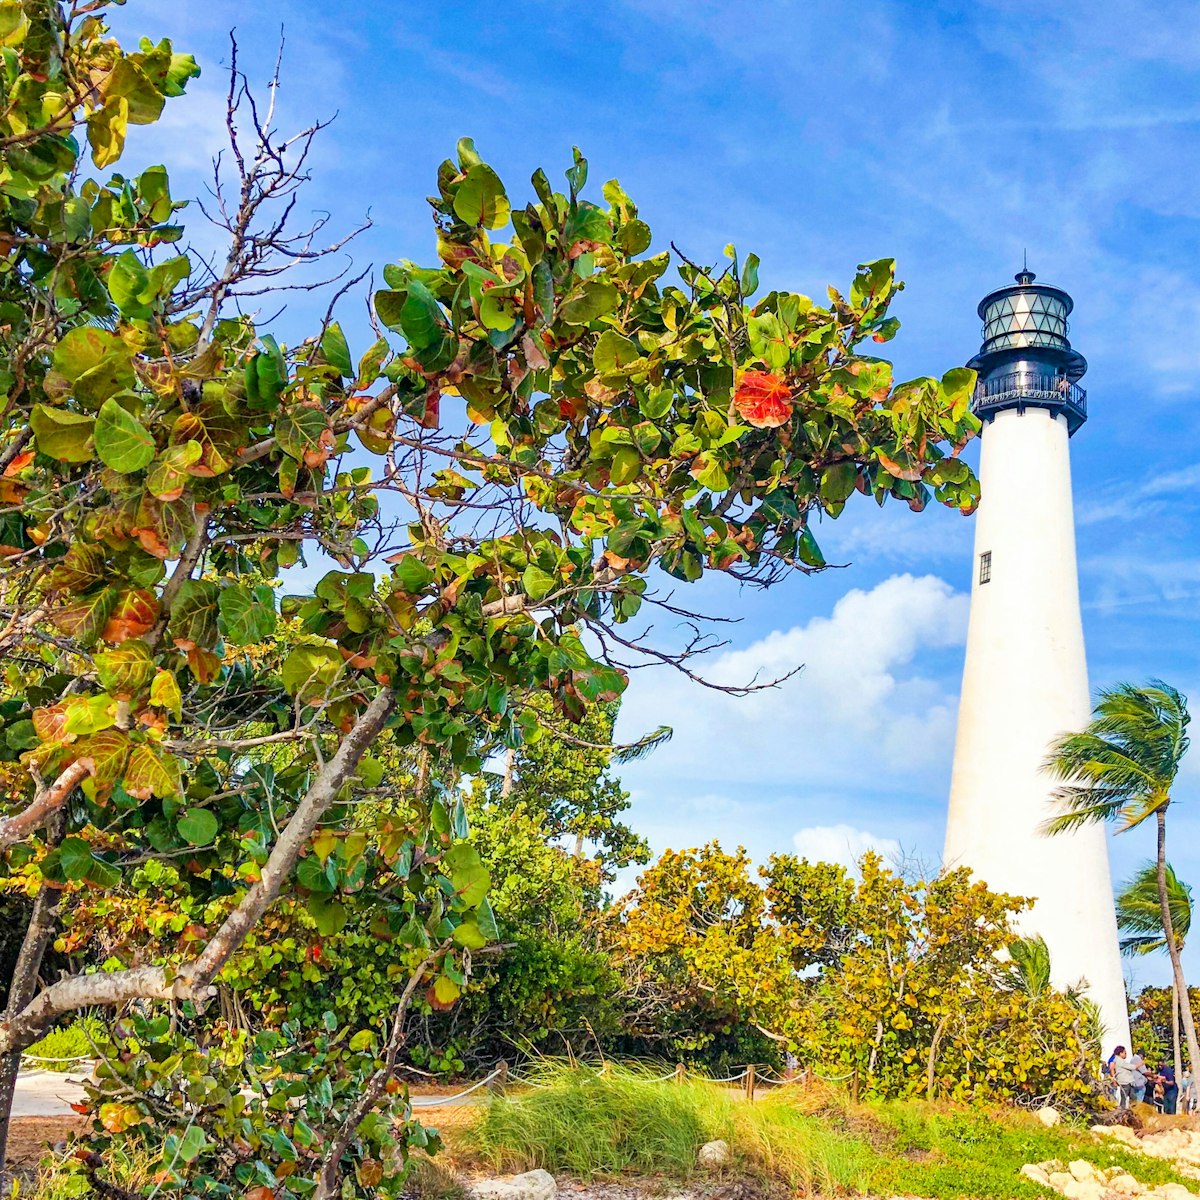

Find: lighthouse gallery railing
<box><xmin>972</xmin><ymin>370</ymin><xmax>1087</xmax><ymax>423</ymax></box>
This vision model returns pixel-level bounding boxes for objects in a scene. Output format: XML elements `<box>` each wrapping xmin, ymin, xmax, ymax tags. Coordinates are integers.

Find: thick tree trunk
<box><xmin>1156</xmin><ymin>809</ymin><xmax>1200</xmax><ymax>1080</ymax></box>
<box><xmin>0</xmin><ymin>818</ymin><xmax>65</xmax><ymax>1171</ymax></box>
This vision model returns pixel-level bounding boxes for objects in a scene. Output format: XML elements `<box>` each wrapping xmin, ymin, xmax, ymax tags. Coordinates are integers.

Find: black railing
<box><xmin>973</xmin><ymin>370</ymin><xmax>1087</xmax><ymax>427</ymax></box>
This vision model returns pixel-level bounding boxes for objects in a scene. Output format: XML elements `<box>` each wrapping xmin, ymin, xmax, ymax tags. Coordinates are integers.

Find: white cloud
<box><xmin>792</xmin><ymin>823</ymin><xmax>901</xmax><ymax>874</ymax></box>
<box><xmin>617</xmin><ymin>572</ymin><xmax>969</xmax><ymax>791</ymax></box>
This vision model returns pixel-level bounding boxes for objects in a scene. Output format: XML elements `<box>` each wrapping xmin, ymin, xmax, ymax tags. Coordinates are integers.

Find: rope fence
<box><xmin>19</xmin><ymin>1049</ymin><xmax>857</xmax><ymax>1107</ymax></box>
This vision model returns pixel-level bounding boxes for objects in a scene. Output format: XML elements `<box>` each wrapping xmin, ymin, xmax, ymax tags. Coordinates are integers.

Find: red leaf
<box><xmin>733</xmin><ymin>371</ymin><xmax>793</xmax><ymax>429</ymax></box>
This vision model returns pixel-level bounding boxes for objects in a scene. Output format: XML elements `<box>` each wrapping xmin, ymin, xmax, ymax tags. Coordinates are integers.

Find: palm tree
<box><xmin>1117</xmin><ymin>861</ymin><xmax>1192</xmax><ymax>1083</ymax></box>
<box><xmin>1004</xmin><ymin>934</ymin><xmax>1053</xmax><ymax>997</ymax></box>
<box><xmin>1043</xmin><ymin>680</ymin><xmax>1197</xmax><ymax>1078</ymax></box>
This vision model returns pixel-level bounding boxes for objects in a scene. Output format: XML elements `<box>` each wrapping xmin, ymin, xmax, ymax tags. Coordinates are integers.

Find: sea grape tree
<box><xmin>0</xmin><ymin>1</ymin><xmax>979</xmax><ymax>1192</ymax></box>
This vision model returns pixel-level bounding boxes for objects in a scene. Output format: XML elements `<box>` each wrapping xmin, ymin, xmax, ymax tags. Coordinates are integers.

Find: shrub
<box><xmin>22</xmin><ymin>1016</ymin><xmax>106</xmax><ymax>1072</ymax></box>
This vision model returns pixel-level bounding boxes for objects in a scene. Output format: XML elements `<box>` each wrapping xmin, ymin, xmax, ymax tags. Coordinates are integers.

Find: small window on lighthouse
<box><xmin>979</xmin><ymin>551</ymin><xmax>992</xmax><ymax>585</ymax></box>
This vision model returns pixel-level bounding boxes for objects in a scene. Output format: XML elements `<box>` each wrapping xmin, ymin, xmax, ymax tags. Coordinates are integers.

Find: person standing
<box><xmin>1160</xmin><ymin>1064</ymin><xmax>1179</xmax><ymax>1115</ymax></box>
<box><xmin>1111</xmin><ymin>1047</ymin><xmax>1139</xmax><ymax>1109</ymax></box>
<box><xmin>1130</xmin><ymin>1053</ymin><xmax>1149</xmax><ymax>1105</ymax></box>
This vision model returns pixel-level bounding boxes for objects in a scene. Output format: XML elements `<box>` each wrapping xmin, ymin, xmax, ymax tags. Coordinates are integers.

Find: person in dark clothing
<box><xmin>1160</xmin><ymin>1064</ymin><xmax>1179</xmax><ymax>1115</ymax></box>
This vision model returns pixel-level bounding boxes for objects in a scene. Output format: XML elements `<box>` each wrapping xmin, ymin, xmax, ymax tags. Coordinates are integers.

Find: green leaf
<box><xmin>124</xmin><ymin>745</ymin><xmax>182</xmax><ymax>801</ymax></box>
<box><xmin>63</xmin><ymin>695</ymin><xmax>117</xmax><ymax>736</ymax></box>
<box><xmin>639</xmin><ymin>388</ymin><xmax>673</xmax><ymax>420</ymax></box>
<box><xmin>217</xmin><ymin>583</ymin><xmax>277</xmax><ymax>646</ymax></box>
<box><xmin>475</xmin><ymin>896</ymin><xmax>500</xmax><ymax>941</ymax></box>
<box><xmin>94</xmin><ymin>643</ymin><xmax>155</xmax><ymax>698</ymax></box>
<box><xmin>521</xmin><ymin>563</ymin><xmax>557</xmax><ymax>602</ymax></box>
<box><xmin>175</xmin><ymin>1125</ymin><xmax>207</xmax><ymax>1164</ymax></box>
<box><xmin>558</xmin><ymin>279</ymin><xmax>620</xmax><ymax>326</ymax></box>
<box><xmin>276</xmin><ymin>404</ymin><xmax>330</xmax><ymax>464</ymax></box>
<box><xmin>321</xmin><ymin>322</ymin><xmax>353</xmax><ymax>376</ymax></box>
<box><xmin>29</xmin><ymin>405</ymin><xmax>94</xmax><ymax>462</ymax></box>
<box><xmin>59</xmin><ymin>836</ymin><xmax>94</xmax><ymax>882</ymax></box>
<box><xmin>281</xmin><ymin>646</ymin><xmax>342</xmax><ymax>702</ymax></box>
<box><xmin>453</xmin><ymin>163</ymin><xmax>511</xmax><ymax>229</ymax></box>
<box><xmin>51</xmin><ymin>326</ymin><xmax>136</xmax><ymax>407</ymax></box>
<box><xmin>444</xmin><ymin>844</ymin><xmax>490</xmax><ymax>907</ymax></box>
<box><xmin>452</xmin><ymin>919</ymin><xmax>488</xmax><ymax>949</ymax></box>
<box><xmin>177</xmin><ymin>808</ymin><xmax>218</xmax><ymax>846</ymax></box>
<box><xmin>392</xmin><ymin>555</ymin><xmax>434</xmax><ymax>594</ymax></box>
<box><xmin>797</xmin><ymin>527</ymin><xmax>826</xmax><ymax>568</ymax></box>
<box><xmin>398</xmin><ymin>280</ymin><xmax>448</xmax><ymax>350</ymax></box>
<box><xmin>820</xmin><ymin>462</ymin><xmax>857</xmax><ymax>505</ymax></box>
<box><xmin>95</xmin><ymin>398</ymin><xmax>154</xmax><ymax>473</ymax></box>
<box><xmin>62</xmin><ymin>196</ymin><xmax>91</xmax><ymax>242</ymax></box>
<box><xmin>593</xmin><ymin>330</ymin><xmax>640</xmax><ymax>374</ymax></box>
<box><xmin>616</xmin><ymin>219</ymin><xmax>652</xmax><ymax>256</ymax></box>
<box><xmin>307</xmin><ymin>896</ymin><xmax>348</xmax><ymax>936</ymax></box>
<box><xmin>610</xmin><ymin>447</ymin><xmax>641</xmax><ymax>485</ymax></box>
<box><xmin>168</xmin><ymin>580</ymin><xmax>219</xmax><ymax>651</ymax></box>
<box><xmin>107</xmin><ymin>250</ymin><xmax>154</xmax><ymax>318</ymax></box>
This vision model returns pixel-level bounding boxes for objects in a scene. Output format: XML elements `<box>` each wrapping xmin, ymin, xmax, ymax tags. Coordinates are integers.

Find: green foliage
<box><xmin>0</xmin><ymin>1</ymin><xmax>985</xmax><ymax>1191</ymax></box>
<box><xmin>59</xmin><ymin>1011</ymin><xmax>439</xmax><ymax>1199</ymax></box>
<box><xmin>463</xmin><ymin>1064</ymin><xmax>1199</xmax><ymax>1199</ymax></box>
<box><xmin>469</xmin><ymin>1062</ymin><xmax>735</xmax><ymax>1178</ymax></box>
<box><xmin>484</xmin><ymin>694</ymin><xmax>650</xmax><ymax>878</ymax></box>
<box><xmin>22</xmin><ymin>1014</ymin><xmax>106</xmax><ymax>1070</ymax></box>
<box><xmin>606</xmin><ymin>844</ymin><xmax>1098</xmax><ymax>1100</ymax></box>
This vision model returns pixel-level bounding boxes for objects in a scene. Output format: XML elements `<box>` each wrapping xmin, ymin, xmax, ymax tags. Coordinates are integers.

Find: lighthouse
<box><xmin>944</xmin><ymin>269</ymin><xmax>1130</xmax><ymax>1046</ymax></box>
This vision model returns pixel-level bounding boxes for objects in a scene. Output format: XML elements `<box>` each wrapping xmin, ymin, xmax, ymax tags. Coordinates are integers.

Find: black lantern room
<box><xmin>967</xmin><ymin>268</ymin><xmax>1088</xmax><ymax>435</ymax></box>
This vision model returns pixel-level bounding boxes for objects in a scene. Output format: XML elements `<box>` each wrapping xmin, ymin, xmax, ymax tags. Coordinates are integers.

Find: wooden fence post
<box><xmin>851</xmin><ymin>1067</ymin><xmax>859</xmax><ymax>1105</ymax></box>
<box><xmin>675</xmin><ymin>1063</ymin><xmax>685</xmax><ymax>1084</ymax></box>
<box><xmin>493</xmin><ymin>1060</ymin><xmax>509</xmax><ymax>1094</ymax></box>
<box><xmin>744</xmin><ymin>1064</ymin><xmax>756</xmax><ymax>1103</ymax></box>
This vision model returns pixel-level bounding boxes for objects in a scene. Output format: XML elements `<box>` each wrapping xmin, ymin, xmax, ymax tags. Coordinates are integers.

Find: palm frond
<box><xmin>611</xmin><ymin>725</ymin><xmax>673</xmax><ymax>765</ymax></box>
<box><xmin>1042</xmin><ymin>681</ymin><xmax>1191</xmax><ymax>836</ymax></box>
<box><xmin>1115</xmin><ymin>860</ymin><xmax>1191</xmax><ymax>951</ymax></box>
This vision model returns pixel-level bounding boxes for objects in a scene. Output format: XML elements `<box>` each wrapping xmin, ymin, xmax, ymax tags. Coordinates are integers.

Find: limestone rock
<box><xmin>1022</xmin><ymin>1164</ymin><xmax>1052</xmax><ymax>1185</ymax></box>
<box><xmin>1108</xmin><ymin>1175</ymin><xmax>1144</xmax><ymax>1195</ymax></box>
<box><xmin>1069</xmin><ymin>1160</ymin><xmax>1096</xmax><ymax>1182</ymax></box>
<box><xmin>1037</xmin><ymin>1106</ymin><xmax>1063</xmax><ymax>1128</ymax></box>
<box><xmin>1050</xmin><ymin>1172</ymin><xmax>1075</xmax><ymax>1189</ymax></box>
<box><xmin>698</xmin><ymin>1139</ymin><xmax>731</xmax><ymax>1169</ymax></box>
<box><xmin>471</xmin><ymin>1170</ymin><xmax>557</xmax><ymax>1200</ymax></box>
<box><xmin>1149</xmin><ymin>1185</ymin><xmax>1192</xmax><ymax>1200</ymax></box>
<box><xmin>1062</xmin><ymin>1180</ymin><xmax>1104</xmax><ymax>1200</ymax></box>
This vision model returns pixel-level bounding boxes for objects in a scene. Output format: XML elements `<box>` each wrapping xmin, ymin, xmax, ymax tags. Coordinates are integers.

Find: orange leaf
<box><xmin>733</xmin><ymin>371</ymin><xmax>792</xmax><ymax>429</ymax></box>
<box><xmin>101</xmin><ymin>589</ymin><xmax>158</xmax><ymax>644</ymax></box>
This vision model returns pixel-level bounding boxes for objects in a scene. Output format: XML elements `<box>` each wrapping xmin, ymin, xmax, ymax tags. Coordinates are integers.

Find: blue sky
<box><xmin>114</xmin><ymin>2</ymin><xmax>1200</xmax><ymax>988</ymax></box>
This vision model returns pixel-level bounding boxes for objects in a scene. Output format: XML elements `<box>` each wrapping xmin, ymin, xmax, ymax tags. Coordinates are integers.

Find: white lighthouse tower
<box><xmin>945</xmin><ymin>269</ymin><xmax>1130</xmax><ymax>1047</ymax></box>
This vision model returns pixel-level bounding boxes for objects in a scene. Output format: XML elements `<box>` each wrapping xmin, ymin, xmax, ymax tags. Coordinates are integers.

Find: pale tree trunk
<box><xmin>0</xmin><ymin>816</ymin><xmax>65</xmax><ymax>1171</ymax></box>
<box><xmin>1156</xmin><ymin>809</ymin><xmax>1200</xmax><ymax>1079</ymax></box>
<box><xmin>926</xmin><ymin>1013</ymin><xmax>951</xmax><ymax>1102</ymax></box>
<box><xmin>500</xmin><ymin>747</ymin><xmax>514</xmax><ymax>799</ymax></box>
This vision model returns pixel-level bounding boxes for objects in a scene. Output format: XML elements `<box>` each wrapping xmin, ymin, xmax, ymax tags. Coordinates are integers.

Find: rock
<box><xmin>1108</xmin><ymin>1175</ymin><xmax>1144</xmax><ymax>1195</ymax></box>
<box><xmin>1149</xmin><ymin>1186</ymin><xmax>1192</xmax><ymax>1200</ymax></box>
<box><xmin>1062</xmin><ymin>1180</ymin><xmax>1104</xmax><ymax>1200</ymax></box>
<box><xmin>1069</xmin><ymin>1161</ymin><xmax>1097</xmax><ymax>1182</ymax></box>
<box><xmin>1022</xmin><ymin>1164</ymin><xmax>1052</xmax><ymax>1185</ymax></box>
<box><xmin>1050</xmin><ymin>1172</ymin><xmax>1076</xmax><ymax>1189</ymax></box>
<box><xmin>697</xmin><ymin>1140</ymin><xmax>731</xmax><ymax>1169</ymax></box>
<box><xmin>471</xmin><ymin>1170</ymin><xmax>558</xmax><ymax>1200</ymax></box>
<box><xmin>1038</xmin><ymin>1106</ymin><xmax>1063</xmax><ymax>1128</ymax></box>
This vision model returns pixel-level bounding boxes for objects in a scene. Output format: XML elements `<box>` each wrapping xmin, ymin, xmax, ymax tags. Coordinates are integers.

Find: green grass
<box><xmin>460</xmin><ymin>1061</ymin><xmax>1200</xmax><ymax>1199</ymax></box>
<box><xmin>21</xmin><ymin>1016</ymin><xmax>105</xmax><ymax>1072</ymax></box>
